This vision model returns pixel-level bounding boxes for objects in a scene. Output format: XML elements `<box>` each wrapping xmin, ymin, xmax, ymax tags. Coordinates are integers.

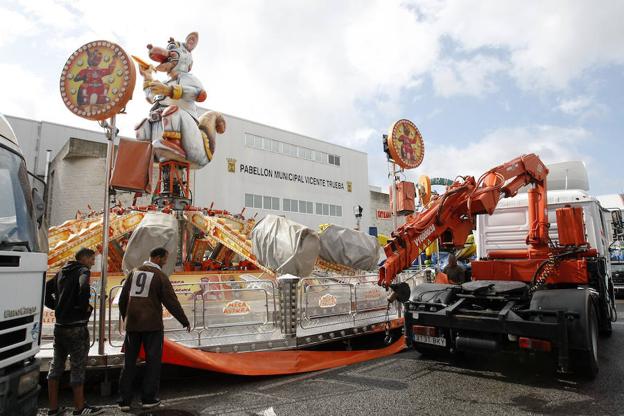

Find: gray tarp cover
<box><xmin>319</xmin><ymin>224</ymin><xmax>380</xmax><ymax>271</ymax></box>
<box><xmin>122</xmin><ymin>212</ymin><xmax>179</xmax><ymax>276</ymax></box>
<box><xmin>251</xmin><ymin>215</ymin><xmax>320</xmax><ymax>277</ymax></box>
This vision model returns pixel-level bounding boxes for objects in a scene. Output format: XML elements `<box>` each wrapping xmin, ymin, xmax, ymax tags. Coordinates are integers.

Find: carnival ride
<box><xmin>40</xmin><ymin>145</ymin><xmax>410</xmax><ymax>373</ymax></box>
<box><xmin>41</xmin><ymin>34</ymin><xmax>412</xmax><ymax>374</ymax></box>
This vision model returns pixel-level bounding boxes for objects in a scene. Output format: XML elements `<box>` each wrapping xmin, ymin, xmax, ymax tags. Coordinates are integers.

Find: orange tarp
<box><xmin>157</xmin><ymin>336</ymin><xmax>406</xmax><ymax>376</ymax></box>
<box><xmin>434</xmin><ymin>272</ymin><xmax>449</xmax><ymax>284</ymax></box>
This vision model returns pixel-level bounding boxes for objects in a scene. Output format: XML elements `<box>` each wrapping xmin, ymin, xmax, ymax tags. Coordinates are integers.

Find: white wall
<box><xmin>10</xmin><ymin>114</ymin><xmax>372</xmax><ymax>232</ymax></box>
<box><xmin>193</xmin><ymin>114</ymin><xmax>371</xmax><ymax>231</ymax></box>
<box><xmin>6</xmin><ymin>115</ymin><xmax>127</xmax><ymax>175</ymax></box>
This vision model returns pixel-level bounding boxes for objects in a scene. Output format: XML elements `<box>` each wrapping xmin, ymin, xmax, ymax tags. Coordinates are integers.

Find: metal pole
<box><xmin>98</xmin><ymin>115</ymin><xmax>115</xmax><ymax>355</ymax></box>
<box><xmin>392</xmin><ymin>162</ymin><xmax>398</xmax><ymax>231</ymax></box>
<box><xmin>44</xmin><ymin>150</ymin><xmax>52</xmax><ymax>184</ymax></box>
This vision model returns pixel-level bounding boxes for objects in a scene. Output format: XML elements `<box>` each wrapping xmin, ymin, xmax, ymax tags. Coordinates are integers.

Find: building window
<box><xmin>245</xmin><ymin>134</ymin><xmax>254</xmax><ymax>146</ymax></box>
<box><xmin>330</xmin><ymin>205</ymin><xmax>336</xmax><ymax>216</ymax></box>
<box><xmin>271</xmin><ymin>140</ymin><xmax>281</xmax><ymax>153</ymax></box>
<box><xmin>253</xmin><ymin>195</ymin><xmax>262</xmax><ymax>209</ymax></box>
<box><xmin>282</xmin><ymin>198</ymin><xmax>318</xmax><ymax>214</ymax></box>
<box><xmin>281</xmin><ymin>143</ymin><xmax>294</xmax><ymax>157</ymax></box>
<box><xmin>245</xmin><ymin>193</ymin><xmax>254</xmax><ymax>208</ymax></box>
<box><xmin>336</xmin><ymin>205</ymin><xmax>342</xmax><ymax>217</ymax></box>
<box><xmin>316</xmin><ymin>203</ymin><xmax>323</xmax><ymax>215</ymax></box>
<box><xmin>245</xmin><ymin>132</ymin><xmax>340</xmax><ymax>167</ymax></box>
<box><xmin>328</xmin><ymin>154</ymin><xmax>341</xmax><ymax>166</ymax></box>
<box><xmin>322</xmin><ymin>203</ymin><xmax>329</xmax><ymax>216</ymax></box>
<box><xmin>301</xmin><ymin>148</ymin><xmax>313</xmax><ymax>160</ymax></box>
<box><xmin>261</xmin><ymin>196</ymin><xmax>279</xmax><ymax>210</ymax></box>
<box><xmin>246</xmin><ymin>193</ymin><xmax>281</xmax><ymax>210</ymax></box>
<box><xmin>314</xmin><ymin>151</ymin><xmax>327</xmax><ymax>163</ymax></box>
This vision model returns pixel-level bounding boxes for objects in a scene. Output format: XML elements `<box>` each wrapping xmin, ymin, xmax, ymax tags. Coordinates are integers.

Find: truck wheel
<box><xmin>600</xmin><ymin>317</ymin><xmax>612</xmax><ymax>338</ymax></box>
<box><xmin>573</xmin><ymin>302</ymin><xmax>599</xmax><ymax>379</ymax></box>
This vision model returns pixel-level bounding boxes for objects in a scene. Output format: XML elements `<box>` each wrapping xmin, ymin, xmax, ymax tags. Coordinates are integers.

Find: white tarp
<box><xmin>318</xmin><ymin>225</ymin><xmax>380</xmax><ymax>271</ymax></box>
<box><xmin>122</xmin><ymin>212</ymin><xmax>179</xmax><ymax>276</ymax></box>
<box><xmin>251</xmin><ymin>215</ymin><xmax>320</xmax><ymax>277</ymax></box>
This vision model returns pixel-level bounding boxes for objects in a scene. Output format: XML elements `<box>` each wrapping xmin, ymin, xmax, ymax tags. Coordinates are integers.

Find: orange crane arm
<box><xmin>378</xmin><ymin>154</ymin><xmax>549</xmax><ymax>288</ymax></box>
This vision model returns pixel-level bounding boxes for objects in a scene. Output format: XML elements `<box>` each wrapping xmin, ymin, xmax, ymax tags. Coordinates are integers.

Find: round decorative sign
<box><xmin>387</xmin><ymin>119</ymin><xmax>425</xmax><ymax>169</ymax></box>
<box><xmin>60</xmin><ymin>40</ymin><xmax>136</xmax><ymax>121</ymax></box>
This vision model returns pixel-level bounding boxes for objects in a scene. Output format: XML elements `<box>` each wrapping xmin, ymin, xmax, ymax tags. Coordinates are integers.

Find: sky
<box><xmin>1</xmin><ymin>0</ymin><xmax>623</xmax><ymax>195</ymax></box>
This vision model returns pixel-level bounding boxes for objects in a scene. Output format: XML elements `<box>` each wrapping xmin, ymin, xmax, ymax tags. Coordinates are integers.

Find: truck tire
<box><xmin>600</xmin><ymin>280</ymin><xmax>615</xmax><ymax>338</ymax></box>
<box><xmin>573</xmin><ymin>301</ymin><xmax>599</xmax><ymax>379</ymax></box>
<box><xmin>600</xmin><ymin>317</ymin><xmax>612</xmax><ymax>338</ymax></box>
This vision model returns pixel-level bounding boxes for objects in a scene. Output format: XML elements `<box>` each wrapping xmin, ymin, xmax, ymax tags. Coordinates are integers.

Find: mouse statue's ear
<box><xmin>185</xmin><ymin>32</ymin><xmax>199</xmax><ymax>52</ymax></box>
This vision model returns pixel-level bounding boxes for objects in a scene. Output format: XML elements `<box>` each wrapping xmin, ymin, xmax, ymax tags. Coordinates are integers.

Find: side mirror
<box><xmin>32</xmin><ymin>188</ymin><xmax>45</xmax><ymax>227</ymax></box>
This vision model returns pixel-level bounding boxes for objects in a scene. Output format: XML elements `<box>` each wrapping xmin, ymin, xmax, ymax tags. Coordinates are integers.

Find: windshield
<box><xmin>0</xmin><ymin>146</ymin><xmax>40</xmax><ymax>252</ymax></box>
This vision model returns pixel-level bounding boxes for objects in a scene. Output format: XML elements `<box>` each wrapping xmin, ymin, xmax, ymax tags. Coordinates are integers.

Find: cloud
<box><xmin>369</xmin><ymin>125</ymin><xmax>592</xmax><ymax>190</ymax></box>
<box><xmin>555</xmin><ymin>95</ymin><xmax>608</xmax><ymax>121</ymax></box>
<box><xmin>427</xmin><ymin>0</ymin><xmax>624</xmax><ymax>90</ymax></box>
<box><xmin>0</xmin><ymin>6</ymin><xmax>37</xmax><ymax>47</ymax></box>
<box><xmin>557</xmin><ymin>96</ymin><xmax>593</xmax><ymax>115</ymax></box>
<box><xmin>432</xmin><ymin>55</ymin><xmax>508</xmax><ymax>97</ymax></box>
<box><xmin>1</xmin><ymin>0</ymin><xmax>623</xmax><ymax>157</ymax></box>
<box><xmin>1</xmin><ymin>0</ymin><xmax>443</xmax><ymax>142</ymax></box>
<box><xmin>0</xmin><ymin>63</ymin><xmax>84</xmax><ymax>127</ymax></box>
<box><xmin>15</xmin><ymin>0</ymin><xmax>79</xmax><ymax>31</ymax></box>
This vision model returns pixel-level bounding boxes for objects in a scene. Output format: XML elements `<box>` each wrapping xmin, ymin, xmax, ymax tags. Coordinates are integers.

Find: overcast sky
<box><xmin>2</xmin><ymin>0</ymin><xmax>623</xmax><ymax>195</ymax></box>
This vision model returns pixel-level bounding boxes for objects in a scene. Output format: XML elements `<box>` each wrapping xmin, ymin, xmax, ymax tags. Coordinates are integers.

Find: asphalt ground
<box><xmin>38</xmin><ymin>299</ymin><xmax>624</xmax><ymax>416</ymax></box>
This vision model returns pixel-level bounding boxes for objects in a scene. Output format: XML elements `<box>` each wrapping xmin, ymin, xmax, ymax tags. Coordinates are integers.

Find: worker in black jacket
<box><xmin>44</xmin><ymin>247</ymin><xmax>103</xmax><ymax>416</ymax></box>
<box><xmin>117</xmin><ymin>247</ymin><xmax>190</xmax><ymax>411</ymax></box>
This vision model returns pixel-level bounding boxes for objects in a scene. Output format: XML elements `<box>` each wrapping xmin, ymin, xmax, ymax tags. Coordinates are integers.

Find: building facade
<box><xmin>193</xmin><ymin>114</ymin><xmax>370</xmax><ymax>230</ymax></box>
<box><xmin>368</xmin><ymin>185</ymin><xmax>395</xmax><ymax>237</ymax></box>
<box><xmin>7</xmin><ymin>113</ymin><xmax>376</xmax><ymax>232</ymax></box>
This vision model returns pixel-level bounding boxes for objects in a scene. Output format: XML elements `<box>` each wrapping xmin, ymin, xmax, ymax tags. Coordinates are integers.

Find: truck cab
<box><xmin>475</xmin><ymin>189</ymin><xmax>614</xmax><ymax>274</ymax></box>
<box><xmin>0</xmin><ymin>114</ymin><xmax>47</xmax><ymax>416</ymax></box>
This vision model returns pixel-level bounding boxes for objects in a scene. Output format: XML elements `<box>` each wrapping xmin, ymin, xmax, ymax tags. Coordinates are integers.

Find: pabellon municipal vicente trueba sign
<box><xmin>239</xmin><ymin>163</ymin><xmax>346</xmax><ymax>190</ymax></box>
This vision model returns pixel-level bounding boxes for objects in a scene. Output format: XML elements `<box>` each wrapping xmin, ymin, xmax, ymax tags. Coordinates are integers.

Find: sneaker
<box><xmin>47</xmin><ymin>407</ymin><xmax>66</xmax><ymax>416</ymax></box>
<box><xmin>141</xmin><ymin>399</ymin><xmax>162</xmax><ymax>409</ymax></box>
<box><xmin>72</xmin><ymin>404</ymin><xmax>104</xmax><ymax>415</ymax></box>
<box><xmin>117</xmin><ymin>401</ymin><xmax>131</xmax><ymax>412</ymax></box>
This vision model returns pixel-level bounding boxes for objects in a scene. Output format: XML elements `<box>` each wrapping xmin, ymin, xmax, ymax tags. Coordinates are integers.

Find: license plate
<box><xmin>414</xmin><ymin>334</ymin><xmax>446</xmax><ymax>347</ymax></box>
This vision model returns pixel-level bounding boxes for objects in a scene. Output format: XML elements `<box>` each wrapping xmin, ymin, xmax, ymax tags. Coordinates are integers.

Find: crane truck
<box><xmin>0</xmin><ymin>114</ymin><xmax>47</xmax><ymax>415</ymax></box>
<box><xmin>380</xmin><ymin>154</ymin><xmax>616</xmax><ymax>378</ymax></box>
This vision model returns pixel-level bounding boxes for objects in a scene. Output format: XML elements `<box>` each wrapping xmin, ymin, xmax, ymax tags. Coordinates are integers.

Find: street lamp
<box><xmin>353</xmin><ymin>205</ymin><xmax>363</xmax><ymax>231</ymax></box>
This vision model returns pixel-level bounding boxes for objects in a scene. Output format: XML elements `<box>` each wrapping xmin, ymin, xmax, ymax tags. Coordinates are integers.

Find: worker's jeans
<box><xmin>119</xmin><ymin>330</ymin><xmax>164</xmax><ymax>403</ymax></box>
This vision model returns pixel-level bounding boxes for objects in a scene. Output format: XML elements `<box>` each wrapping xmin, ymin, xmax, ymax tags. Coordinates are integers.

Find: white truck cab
<box><xmin>475</xmin><ymin>189</ymin><xmax>615</xmax><ymax>303</ymax></box>
<box><xmin>0</xmin><ymin>114</ymin><xmax>47</xmax><ymax>416</ymax></box>
<box><xmin>476</xmin><ymin>189</ymin><xmax>612</xmax><ymax>260</ymax></box>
